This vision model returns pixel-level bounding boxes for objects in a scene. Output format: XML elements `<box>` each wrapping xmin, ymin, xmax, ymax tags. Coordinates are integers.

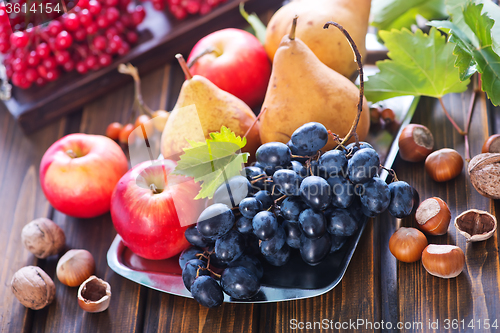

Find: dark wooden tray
<box><xmin>1</xmin><ymin>0</ymin><xmax>281</xmax><ymax>133</ymax></box>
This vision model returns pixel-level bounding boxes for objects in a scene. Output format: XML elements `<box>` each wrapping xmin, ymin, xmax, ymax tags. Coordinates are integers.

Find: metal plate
<box><xmin>107</xmin><ymin>95</ymin><xmax>420</xmax><ymax>303</ymax></box>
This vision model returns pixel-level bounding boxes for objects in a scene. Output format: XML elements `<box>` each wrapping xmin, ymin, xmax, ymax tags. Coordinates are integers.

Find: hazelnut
<box><xmin>57</xmin><ymin>249</ymin><xmax>95</xmax><ymax>287</ymax></box>
<box><xmin>454</xmin><ymin>209</ymin><xmax>497</xmax><ymax>242</ymax></box>
<box><xmin>421</xmin><ymin>244</ymin><xmax>465</xmax><ymax>279</ymax></box>
<box><xmin>398</xmin><ymin>124</ymin><xmax>434</xmax><ymax>162</ymax></box>
<box><xmin>482</xmin><ymin>134</ymin><xmax>500</xmax><ymax>153</ymax></box>
<box><xmin>21</xmin><ymin>218</ymin><xmax>65</xmax><ymax>259</ymax></box>
<box><xmin>78</xmin><ymin>276</ymin><xmax>111</xmax><ymax>313</ymax></box>
<box><xmin>425</xmin><ymin>148</ymin><xmax>463</xmax><ymax>182</ymax></box>
<box><xmin>389</xmin><ymin>227</ymin><xmax>428</xmax><ymax>263</ymax></box>
<box><xmin>415</xmin><ymin>197</ymin><xmax>451</xmax><ymax>235</ymax></box>
<box><xmin>468</xmin><ymin>153</ymin><xmax>500</xmax><ymax>199</ymax></box>
<box><xmin>11</xmin><ymin>266</ymin><xmax>56</xmax><ymax>310</ymax></box>
<box><xmin>380</xmin><ymin>108</ymin><xmax>395</xmax><ymax>122</ymax></box>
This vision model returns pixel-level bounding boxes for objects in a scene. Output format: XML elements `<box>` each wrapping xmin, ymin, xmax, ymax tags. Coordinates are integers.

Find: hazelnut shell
<box><xmin>11</xmin><ymin>266</ymin><xmax>56</xmax><ymax>310</ymax></box>
<box><xmin>57</xmin><ymin>249</ymin><xmax>95</xmax><ymax>287</ymax></box>
<box><xmin>421</xmin><ymin>244</ymin><xmax>465</xmax><ymax>279</ymax></box>
<box><xmin>21</xmin><ymin>218</ymin><xmax>65</xmax><ymax>259</ymax></box>
<box><xmin>415</xmin><ymin>197</ymin><xmax>451</xmax><ymax>236</ymax></box>
<box><xmin>389</xmin><ymin>227</ymin><xmax>428</xmax><ymax>263</ymax></box>
<box><xmin>425</xmin><ymin>148</ymin><xmax>463</xmax><ymax>182</ymax></box>
<box><xmin>454</xmin><ymin>209</ymin><xmax>497</xmax><ymax>242</ymax></box>
<box><xmin>398</xmin><ymin>124</ymin><xmax>434</xmax><ymax>162</ymax></box>
<box><xmin>482</xmin><ymin>134</ymin><xmax>500</xmax><ymax>153</ymax></box>
<box><xmin>468</xmin><ymin>153</ymin><xmax>500</xmax><ymax>199</ymax></box>
<box><xmin>78</xmin><ymin>276</ymin><xmax>111</xmax><ymax>313</ymax></box>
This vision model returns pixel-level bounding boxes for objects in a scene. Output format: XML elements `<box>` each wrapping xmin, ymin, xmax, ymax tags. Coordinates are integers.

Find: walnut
<box><xmin>21</xmin><ymin>218</ymin><xmax>65</xmax><ymax>259</ymax></box>
<box><xmin>468</xmin><ymin>153</ymin><xmax>500</xmax><ymax>199</ymax></box>
<box><xmin>11</xmin><ymin>266</ymin><xmax>56</xmax><ymax>310</ymax></box>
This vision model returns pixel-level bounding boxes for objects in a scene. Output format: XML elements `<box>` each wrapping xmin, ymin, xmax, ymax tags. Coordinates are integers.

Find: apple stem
<box><xmin>66</xmin><ymin>150</ymin><xmax>78</xmax><ymax>159</ymax></box>
<box><xmin>289</xmin><ymin>16</ymin><xmax>298</xmax><ymax>40</ymax></box>
<box><xmin>323</xmin><ymin>21</ymin><xmax>364</xmax><ymax>147</ymax></box>
<box><xmin>187</xmin><ymin>47</ymin><xmax>217</xmax><ymax>68</ymax></box>
<box><xmin>150</xmin><ymin>184</ymin><xmax>161</xmax><ymax>194</ymax></box>
<box><xmin>176</xmin><ymin>54</ymin><xmax>193</xmax><ymax>80</ymax></box>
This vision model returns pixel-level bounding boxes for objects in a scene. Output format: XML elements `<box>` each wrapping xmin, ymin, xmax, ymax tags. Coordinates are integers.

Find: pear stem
<box><xmin>289</xmin><ymin>16</ymin><xmax>298</xmax><ymax>40</ymax></box>
<box><xmin>324</xmin><ymin>21</ymin><xmax>364</xmax><ymax>147</ymax></box>
<box><xmin>176</xmin><ymin>54</ymin><xmax>193</xmax><ymax>80</ymax></box>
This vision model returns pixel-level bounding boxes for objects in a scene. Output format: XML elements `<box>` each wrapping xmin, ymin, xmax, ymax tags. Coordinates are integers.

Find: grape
<box><xmin>272</xmin><ymin>169</ymin><xmax>302</xmax><ymax>196</ymax></box>
<box><xmin>243</xmin><ymin>233</ymin><xmax>261</xmax><ymax>257</ymax></box>
<box><xmin>182</xmin><ymin>259</ymin><xmax>209</xmax><ymax>291</ymax></box>
<box><xmin>228</xmin><ymin>254</ymin><xmax>263</xmax><ymax>280</ymax></box>
<box><xmin>252</xmin><ymin>211</ymin><xmax>278</xmax><ymax>241</ymax></box>
<box><xmin>215</xmin><ymin>230</ymin><xmax>245</xmax><ymax>263</ymax></box>
<box><xmin>388</xmin><ymin>181</ymin><xmax>414</xmax><ymax>218</ymax></box>
<box><xmin>263</xmin><ymin>243</ymin><xmax>290</xmax><ymax>266</ymax></box>
<box><xmin>347</xmin><ymin>148</ymin><xmax>380</xmax><ymax>183</ymax></box>
<box><xmin>197</xmin><ymin>203</ymin><xmax>235</xmax><ymax>240</ymax></box>
<box><xmin>206</xmin><ymin>246</ymin><xmax>228</xmax><ymax>269</ymax></box>
<box><xmin>291</xmin><ymin>160</ymin><xmax>308</xmax><ymax>178</ymax></box>
<box><xmin>291</xmin><ymin>122</ymin><xmax>329</xmax><ymax>152</ymax></box>
<box><xmin>221</xmin><ymin>266</ymin><xmax>260</xmax><ymax>299</ymax></box>
<box><xmin>327</xmin><ymin>176</ymin><xmax>355</xmax><ymax>208</ymax></box>
<box><xmin>299</xmin><ymin>233</ymin><xmax>331</xmax><ymax>266</ymax></box>
<box><xmin>299</xmin><ymin>176</ymin><xmax>332</xmax><ymax>211</ymax></box>
<box><xmin>260</xmin><ymin>226</ymin><xmax>286</xmax><ymax>256</ymax></box>
<box><xmin>255</xmin><ymin>142</ymin><xmax>291</xmax><ymax>172</ymax></box>
<box><xmin>213</xmin><ymin>176</ymin><xmax>251</xmax><ymax>207</ymax></box>
<box><xmin>191</xmin><ymin>276</ymin><xmax>224</xmax><ymax>308</ymax></box>
<box><xmin>244</xmin><ymin>166</ymin><xmax>266</xmax><ymax>190</ymax></box>
<box><xmin>319</xmin><ymin>150</ymin><xmax>347</xmax><ymax>177</ymax></box>
<box><xmin>288</xmin><ymin>140</ymin><xmax>313</xmax><ymax>157</ymax></box>
<box><xmin>239</xmin><ymin>197</ymin><xmax>263</xmax><ymax>219</ymax></box>
<box><xmin>299</xmin><ymin>209</ymin><xmax>326</xmax><ymax>239</ymax></box>
<box><xmin>179</xmin><ymin>247</ymin><xmax>204</xmax><ymax>269</ymax></box>
<box><xmin>236</xmin><ymin>216</ymin><xmax>253</xmax><ymax>234</ymax></box>
<box><xmin>184</xmin><ymin>225</ymin><xmax>214</xmax><ymax>248</ymax></box>
<box><xmin>327</xmin><ymin>209</ymin><xmax>358</xmax><ymax>236</ymax></box>
<box><xmin>309</xmin><ymin>160</ymin><xmax>328</xmax><ymax>178</ymax></box>
<box><xmin>280</xmin><ymin>197</ymin><xmax>305</xmax><ymax>221</ymax></box>
<box><xmin>283</xmin><ymin>220</ymin><xmax>302</xmax><ymax>249</ymax></box>
<box><xmin>359</xmin><ymin>178</ymin><xmax>391</xmax><ymax>215</ymax></box>
<box><xmin>330</xmin><ymin>235</ymin><xmax>347</xmax><ymax>253</ymax></box>
<box><xmin>254</xmin><ymin>190</ymin><xmax>274</xmax><ymax>210</ymax></box>
<box><xmin>345</xmin><ymin>141</ymin><xmax>373</xmax><ymax>155</ymax></box>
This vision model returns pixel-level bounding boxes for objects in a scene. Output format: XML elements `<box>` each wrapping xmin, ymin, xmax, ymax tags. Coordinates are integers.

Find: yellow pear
<box><xmin>161</xmin><ymin>55</ymin><xmax>260</xmax><ymax>159</ymax></box>
<box><xmin>265</xmin><ymin>0</ymin><xmax>371</xmax><ymax>79</ymax></box>
<box><xmin>259</xmin><ymin>18</ymin><xmax>370</xmax><ymax>150</ymax></box>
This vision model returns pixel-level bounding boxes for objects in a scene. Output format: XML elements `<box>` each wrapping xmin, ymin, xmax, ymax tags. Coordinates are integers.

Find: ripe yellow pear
<box><xmin>265</xmin><ymin>0</ymin><xmax>371</xmax><ymax>79</ymax></box>
<box><xmin>161</xmin><ymin>55</ymin><xmax>260</xmax><ymax>159</ymax></box>
<box><xmin>259</xmin><ymin>19</ymin><xmax>370</xmax><ymax>150</ymax></box>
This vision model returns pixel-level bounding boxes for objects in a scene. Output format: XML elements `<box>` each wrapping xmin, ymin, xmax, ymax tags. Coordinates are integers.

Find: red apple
<box><xmin>40</xmin><ymin>133</ymin><xmax>128</xmax><ymax>218</ymax></box>
<box><xmin>187</xmin><ymin>28</ymin><xmax>271</xmax><ymax>109</ymax></box>
<box><xmin>110</xmin><ymin>160</ymin><xmax>206</xmax><ymax>260</ymax></box>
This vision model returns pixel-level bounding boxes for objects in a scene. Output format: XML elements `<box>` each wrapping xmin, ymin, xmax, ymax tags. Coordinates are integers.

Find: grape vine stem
<box><xmin>324</xmin><ymin>21</ymin><xmax>364</xmax><ymax>147</ymax></box>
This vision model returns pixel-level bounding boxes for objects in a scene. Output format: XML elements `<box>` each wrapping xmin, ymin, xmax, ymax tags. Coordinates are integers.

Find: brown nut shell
<box><xmin>398</xmin><ymin>124</ymin><xmax>434</xmax><ymax>162</ymax></box>
<box><xmin>454</xmin><ymin>209</ymin><xmax>497</xmax><ymax>242</ymax></box>
<box><xmin>482</xmin><ymin>134</ymin><xmax>500</xmax><ymax>153</ymax></box>
<box><xmin>425</xmin><ymin>148</ymin><xmax>463</xmax><ymax>182</ymax></box>
<box><xmin>421</xmin><ymin>244</ymin><xmax>465</xmax><ymax>279</ymax></box>
<box><xmin>389</xmin><ymin>227</ymin><xmax>428</xmax><ymax>263</ymax></box>
<box><xmin>57</xmin><ymin>249</ymin><xmax>95</xmax><ymax>287</ymax></box>
<box><xmin>415</xmin><ymin>197</ymin><xmax>451</xmax><ymax>235</ymax></box>
<box><xmin>21</xmin><ymin>218</ymin><xmax>65</xmax><ymax>259</ymax></box>
<box><xmin>468</xmin><ymin>153</ymin><xmax>500</xmax><ymax>199</ymax></box>
<box><xmin>11</xmin><ymin>266</ymin><xmax>56</xmax><ymax>310</ymax></box>
<box><xmin>78</xmin><ymin>276</ymin><xmax>111</xmax><ymax>313</ymax></box>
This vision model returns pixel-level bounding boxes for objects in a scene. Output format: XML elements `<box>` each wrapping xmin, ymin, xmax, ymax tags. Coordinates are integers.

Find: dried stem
<box><xmin>438</xmin><ymin>97</ymin><xmax>466</xmax><ymax>136</ymax></box>
<box><xmin>289</xmin><ymin>16</ymin><xmax>298</xmax><ymax>40</ymax></box>
<box><xmin>323</xmin><ymin>22</ymin><xmax>364</xmax><ymax>147</ymax></box>
<box><xmin>187</xmin><ymin>47</ymin><xmax>217</xmax><ymax>68</ymax></box>
<box><xmin>176</xmin><ymin>54</ymin><xmax>193</xmax><ymax>80</ymax></box>
<box><xmin>118</xmin><ymin>63</ymin><xmax>154</xmax><ymax>117</ymax></box>
<box><xmin>244</xmin><ymin>107</ymin><xmax>268</xmax><ymax>139</ymax></box>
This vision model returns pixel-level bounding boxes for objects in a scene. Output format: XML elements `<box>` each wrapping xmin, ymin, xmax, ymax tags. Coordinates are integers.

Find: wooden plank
<box><xmin>0</xmin><ymin>108</ymin><xmax>66</xmax><ymax>333</ymax></box>
<box><xmin>393</xmin><ymin>90</ymin><xmax>500</xmax><ymax>331</ymax></box>
<box><xmin>30</xmin><ymin>66</ymin><xmax>170</xmax><ymax>333</ymax></box>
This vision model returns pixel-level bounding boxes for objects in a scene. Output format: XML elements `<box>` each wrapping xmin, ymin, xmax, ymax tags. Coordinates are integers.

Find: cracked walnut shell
<box><xmin>454</xmin><ymin>209</ymin><xmax>497</xmax><ymax>242</ymax></box>
<box><xmin>468</xmin><ymin>153</ymin><xmax>500</xmax><ymax>199</ymax></box>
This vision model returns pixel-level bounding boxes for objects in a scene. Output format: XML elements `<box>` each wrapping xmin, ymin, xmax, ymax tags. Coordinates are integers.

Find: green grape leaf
<box><xmin>173</xmin><ymin>126</ymin><xmax>249</xmax><ymax>199</ymax></box>
<box><xmin>364</xmin><ymin>27</ymin><xmax>470</xmax><ymax>103</ymax></box>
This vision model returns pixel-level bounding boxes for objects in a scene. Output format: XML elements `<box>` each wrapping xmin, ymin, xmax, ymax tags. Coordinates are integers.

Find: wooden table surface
<box><xmin>1</xmin><ymin>59</ymin><xmax>499</xmax><ymax>333</ymax></box>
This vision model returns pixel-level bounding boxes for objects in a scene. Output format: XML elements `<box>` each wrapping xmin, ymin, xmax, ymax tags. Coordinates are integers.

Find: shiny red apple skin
<box><xmin>40</xmin><ymin>133</ymin><xmax>129</xmax><ymax>218</ymax></box>
<box><xmin>187</xmin><ymin>28</ymin><xmax>271</xmax><ymax>109</ymax></box>
<box><xmin>110</xmin><ymin>160</ymin><xmax>205</xmax><ymax>260</ymax></box>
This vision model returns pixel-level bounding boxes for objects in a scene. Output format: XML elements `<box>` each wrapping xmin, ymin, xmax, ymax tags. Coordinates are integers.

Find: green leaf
<box><xmin>364</xmin><ymin>27</ymin><xmax>469</xmax><ymax>103</ymax></box>
<box><xmin>239</xmin><ymin>3</ymin><xmax>266</xmax><ymax>45</ymax></box>
<box><xmin>173</xmin><ymin>126</ymin><xmax>249</xmax><ymax>199</ymax></box>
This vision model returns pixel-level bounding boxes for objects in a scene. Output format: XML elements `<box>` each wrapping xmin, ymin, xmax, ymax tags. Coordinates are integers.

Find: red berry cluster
<box><xmin>0</xmin><ymin>0</ymin><xmax>146</xmax><ymax>89</ymax></box>
<box><xmin>149</xmin><ymin>0</ymin><xmax>228</xmax><ymax>19</ymax></box>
